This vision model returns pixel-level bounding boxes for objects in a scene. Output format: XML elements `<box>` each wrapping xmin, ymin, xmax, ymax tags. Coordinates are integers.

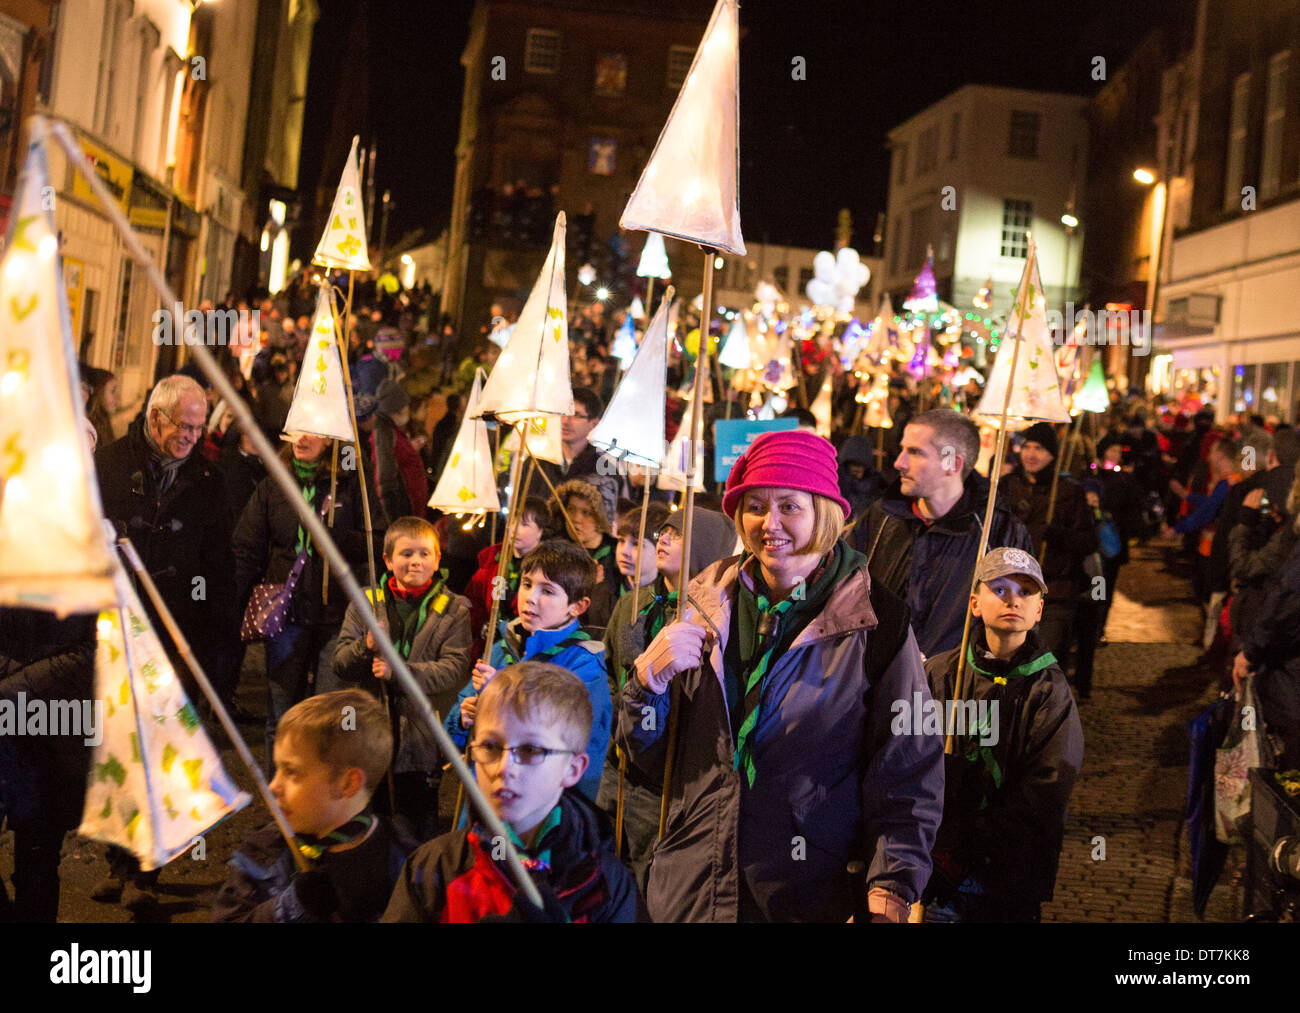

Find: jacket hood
<box><xmin>663</xmin><ymin>506</ymin><xmax>738</xmax><ymax>576</ymax></box>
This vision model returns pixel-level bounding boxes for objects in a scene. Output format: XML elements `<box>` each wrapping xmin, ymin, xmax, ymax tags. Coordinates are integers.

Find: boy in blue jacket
<box><xmin>446</xmin><ymin>541</ymin><xmax>610</xmax><ymax>802</ymax></box>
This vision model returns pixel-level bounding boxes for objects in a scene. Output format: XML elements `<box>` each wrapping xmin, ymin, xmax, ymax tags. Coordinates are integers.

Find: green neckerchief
<box><xmin>294</xmin><ymin>810</ymin><xmax>376</xmax><ymax>863</ymax></box>
<box><xmin>638</xmin><ymin>575</ymin><xmax>678</xmax><ymax>642</ymax></box>
<box><xmin>382</xmin><ymin>570</ymin><xmax>450</xmax><ymax>660</ymax></box>
<box><xmin>504</xmin><ymin>804</ymin><xmax>564</xmax><ymax>873</ymax></box>
<box><xmin>292</xmin><ymin>458</ymin><xmax>320</xmax><ymax>555</ymax></box>
<box><xmin>498</xmin><ymin>625</ymin><xmax>591</xmax><ymax>667</ymax></box>
<box><xmin>957</xmin><ymin>625</ymin><xmax>1056</xmax><ymax>803</ymax></box>
<box><xmin>732</xmin><ymin>540</ymin><xmax>865</xmax><ymax>787</ymax></box>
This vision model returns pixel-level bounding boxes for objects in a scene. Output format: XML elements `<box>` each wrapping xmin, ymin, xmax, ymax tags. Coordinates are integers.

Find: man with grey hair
<box><xmin>852</xmin><ymin>409</ymin><xmax>1033</xmax><ymax>657</ymax></box>
<box><xmin>93</xmin><ymin>373</ymin><xmax>235</xmax><ymax>909</ymax></box>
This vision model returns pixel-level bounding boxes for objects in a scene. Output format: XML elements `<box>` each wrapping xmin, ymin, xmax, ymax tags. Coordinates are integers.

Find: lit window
<box><xmin>667</xmin><ymin>45</ymin><xmax>694</xmax><ymax>90</ymax></box>
<box><xmin>1000</xmin><ymin>199</ymin><xmax>1033</xmax><ymax>259</ymax></box>
<box><xmin>1224</xmin><ymin>71</ymin><xmax>1250</xmax><ymax>210</ymax></box>
<box><xmin>524</xmin><ymin>28</ymin><xmax>561</xmax><ymax>75</ymax></box>
<box><xmin>1261</xmin><ymin>53</ymin><xmax>1289</xmax><ymax>200</ymax></box>
<box><xmin>1007</xmin><ymin>110</ymin><xmax>1040</xmax><ymax>159</ymax></box>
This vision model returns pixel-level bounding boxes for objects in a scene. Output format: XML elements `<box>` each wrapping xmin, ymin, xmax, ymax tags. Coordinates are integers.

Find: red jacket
<box><xmin>464</xmin><ymin>542</ymin><xmax>521</xmax><ymax>659</ymax></box>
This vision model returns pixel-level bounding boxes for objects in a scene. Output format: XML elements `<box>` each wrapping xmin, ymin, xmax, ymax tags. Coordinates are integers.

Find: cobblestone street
<box><xmin>1043</xmin><ymin>543</ymin><xmax>1244</xmax><ymax>923</ymax></box>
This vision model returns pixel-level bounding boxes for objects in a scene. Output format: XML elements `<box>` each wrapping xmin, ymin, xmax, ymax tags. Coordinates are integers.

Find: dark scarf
<box><xmin>730</xmin><ymin>539</ymin><xmax>864</xmax><ymax>786</ymax></box>
<box><xmin>141</xmin><ymin>420</ymin><xmax>187</xmax><ymax>495</ymax></box>
<box><xmin>384</xmin><ymin>571</ymin><xmax>449</xmax><ymax>659</ymax></box>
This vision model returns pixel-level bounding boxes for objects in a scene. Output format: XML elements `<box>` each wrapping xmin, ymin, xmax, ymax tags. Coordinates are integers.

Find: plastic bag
<box><xmin>1213</xmin><ymin>678</ymin><xmax>1266</xmax><ymax>844</ymax></box>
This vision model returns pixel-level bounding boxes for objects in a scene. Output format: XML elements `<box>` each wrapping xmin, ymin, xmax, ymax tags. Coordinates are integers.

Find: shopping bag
<box><xmin>1213</xmin><ymin>677</ymin><xmax>1265</xmax><ymax>844</ymax></box>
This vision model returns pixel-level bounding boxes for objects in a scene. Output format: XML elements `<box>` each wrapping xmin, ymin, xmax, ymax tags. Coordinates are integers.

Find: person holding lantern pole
<box><xmin>615</xmin><ymin>430</ymin><xmax>943</xmax><ymax>922</ymax></box>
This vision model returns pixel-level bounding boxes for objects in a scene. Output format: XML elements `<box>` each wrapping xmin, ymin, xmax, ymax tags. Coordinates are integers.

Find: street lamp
<box><xmin>1060</xmin><ymin>212</ymin><xmax>1079</xmax><ymax>229</ymax></box>
<box><xmin>1133</xmin><ymin>167</ymin><xmax>1156</xmax><ymax>186</ymax></box>
<box><xmin>1133</xmin><ymin>166</ymin><xmax>1169</xmax><ymax>396</ymax></box>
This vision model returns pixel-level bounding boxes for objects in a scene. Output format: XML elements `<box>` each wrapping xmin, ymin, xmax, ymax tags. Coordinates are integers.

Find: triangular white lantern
<box><xmin>862</xmin><ymin>372</ymin><xmax>894</xmax><ymax>429</ymax></box>
<box><xmin>861</xmin><ymin>292</ymin><xmax>904</xmax><ymax>365</ymax></box>
<box><xmin>811</xmin><ymin>377</ymin><xmax>833</xmax><ymax>438</ymax></box>
<box><xmin>590</xmin><ymin>287</ymin><xmax>673</xmax><ymax>466</ymax></box>
<box><xmin>636</xmin><ymin>231</ymin><xmax>672</xmax><ymax>280</ymax></box>
<box><xmin>718</xmin><ymin>313</ymin><xmax>751</xmax><ymax>370</ymax></box>
<box><xmin>428</xmin><ymin>370</ymin><xmax>500</xmax><ymax>515</ymax></box>
<box><xmin>313</xmin><ymin>136</ymin><xmax>371</xmax><ymax>272</ymax></box>
<box><xmin>974</xmin><ymin>242</ymin><xmax>1070</xmax><ymax>423</ymax></box>
<box><xmin>282</xmin><ymin>286</ymin><xmax>353</xmax><ymax>441</ymax></box>
<box><xmin>79</xmin><ymin>557</ymin><xmax>251</xmax><ymax>870</ymax></box>
<box><xmin>629</xmin><ymin>296</ymin><xmax>647</xmax><ymax>321</ymax></box>
<box><xmin>611</xmin><ymin>314</ymin><xmax>639</xmax><ymax>369</ymax></box>
<box><xmin>502</xmin><ymin>413</ymin><xmax>565</xmax><ymax>466</ymax></box>
<box><xmin>473</xmin><ymin>213</ymin><xmax>573</xmax><ymax>424</ymax></box>
<box><xmin>620</xmin><ymin>0</ymin><xmax>746</xmax><ymax>255</ymax></box>
<box><xmin>658</xmin><ymin>397</ymin><xmax>705</xmax><ymax>492</ymax></box>
<box><xmin>0</xmin><ymin>119</ymin><xmax>116</xmax><ymax>614</ymax></box>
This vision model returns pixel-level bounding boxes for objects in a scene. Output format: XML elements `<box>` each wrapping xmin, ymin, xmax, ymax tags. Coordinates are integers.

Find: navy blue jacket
<box><xmin>853</xmin><ymin>472</ymin><xmax>1033</xmax><ymax>658</ymax></box>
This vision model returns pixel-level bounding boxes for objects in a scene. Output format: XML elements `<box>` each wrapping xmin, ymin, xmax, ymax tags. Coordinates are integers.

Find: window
<box><xmin>1262</xmin><ymin>52</ymin><xmax>1289</xmax><ymax>200</ymax></box>
<box><xmin>667</xmin><ymin>45</ymin><xmax>694</xmax><ymax>90</ymax></box>
<box><xmin>917</xmin><ymin>125</ymin><xmax>938</xmax><ymax>175</ymax></box>
<box><xmin>1000</xmin><ymin>199</ymin><xmax>1033</xmax><ymax>258</ymax></box>
<box><xmin>1232</xmin><ymin>363</ymin><xmax>1258</xmax><ymax>414</ymax></box>
<box><xmin>524</xmin><ymin>28</ymin><xmax>561</xmax><ymax>74</ymax></box>
<box><xmin>1007</xmin><ymin>110</ymin><xmax>1040</xmax><ymax>159</ymax></box>
<box><xmin>594</xmin><ymin>53</ymin><xmax>627</xmax><ymax>97</ymax></box>
<box><xmin>907</xmin><ymin>205</ymin><xmax>932</xmax><ymax>271</ymax></box>
<box><xmin>1259</xmin><ymin>362</ymin><xmax>1288</xmax><ymax>417</ymax></box>
<box><xmin>948</xmin><ymin>111</ymin><xmax>960</xmax><ymax>162</ymax></box>
<box><xmin>894</xmin><ymin>141</ymin><xmax>908</xmax><ymax>185</ymax></box>
<box><xmin>1224</xmin><ymin>71</ymin><xmax>1250</xmax><ymax>210</ymax></box>
<box><xmin>772</xmin><ymin>265</ymin><xmax>789</xmax><ymax>292</ymax></box>
<box><xmin>798</xmin><ymin>267</ymin><xmax>814</xmax><ymax>295</ymax></box>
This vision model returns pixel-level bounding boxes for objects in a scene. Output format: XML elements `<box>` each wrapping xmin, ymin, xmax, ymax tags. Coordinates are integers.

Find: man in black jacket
<box><xmin>998</xmin><ymin>422</ymin><xmax>1097</xmax><ymax>674</ymax></box>
<box><xmin>92</xmin><ymin>374</ymin><xmax>235</xmax><ymax>907</ymax></box>
<box><xmin>852</xmin><ymin>409</ymin><xmax>1033</xmax><ymax>658</ymax></box>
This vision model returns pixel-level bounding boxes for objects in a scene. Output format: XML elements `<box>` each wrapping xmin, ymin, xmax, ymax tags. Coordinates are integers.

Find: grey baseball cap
<box><xmin>975</xmin><ymin>547</ymin><xmax>1048</xmax><ymax>594</ymax></box>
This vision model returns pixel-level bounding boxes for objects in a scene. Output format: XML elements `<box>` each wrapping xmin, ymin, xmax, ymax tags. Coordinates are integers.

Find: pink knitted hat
<box><xmin>722</xmin><ymin>430</ymin><xmax>851</xmax><ymax>520</ymax></box>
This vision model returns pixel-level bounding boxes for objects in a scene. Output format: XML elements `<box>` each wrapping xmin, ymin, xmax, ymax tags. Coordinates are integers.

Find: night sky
<box><xmin>298</xmin><ymin>0</ymin><xmax>1182</xmax><ymax>255</ymax></box>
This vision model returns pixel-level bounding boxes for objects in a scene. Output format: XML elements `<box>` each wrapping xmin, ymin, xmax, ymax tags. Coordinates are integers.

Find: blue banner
<box><xmin>713</xmin><ymin>417</ymin><xmax>799</xmax><ymax>483</ymax></box>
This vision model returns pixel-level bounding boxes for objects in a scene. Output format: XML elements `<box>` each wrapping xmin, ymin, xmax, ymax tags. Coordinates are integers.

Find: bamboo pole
<box><xmin>657</xmin><ymin>246</ymin><xmax>715</xmax><ymax>841</ymax></box>
<box><xmin>52</xmin><ymin>119</ymin><xmax>543</xmax><ymax>909</ymax></box>
<box><xmin>943</xmin><ymin>258</ymin><xmax>1034</xmax><ymax>757</ymax></box>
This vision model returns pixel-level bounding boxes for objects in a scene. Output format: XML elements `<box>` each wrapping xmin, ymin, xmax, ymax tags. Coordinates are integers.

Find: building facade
<box><xmin>1151</xmin><ymin>0</ymin><xmax>1300</xmax><ymax>423</ymax></box>
<box><xmin>881</xmin><ymin>84</ymin><xmax>1089</xmax><ymax>322</ymax></box>
<box><xmin>442</xmin><ymin>0</ymin><xmax>711</xmax><ymax>343</ymax></box>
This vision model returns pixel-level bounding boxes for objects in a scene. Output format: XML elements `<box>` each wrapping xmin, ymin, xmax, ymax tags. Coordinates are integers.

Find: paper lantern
<box><xmin>635</xmin><ymin>231</ymin><xmax>672</xmax><ymax>280</ymax></box>
<box><xmin>282</xmin><ymin>285</ymin><xmax>354</xmax><ymax>441</ymax></box>
<box><xmin>811</xmin><ymin>378</ymin><xmax>833</xmax><ymax>438</ymax></box>
<box><xmin>611</xmin><ymin>314</ymin><xmax>638</xmax><ymax>369</ymax></box>
<box><xmin>658</xmin><ymin>397</ymin><xmax>706</xmax><ymax>492</ymax></box>
<box><xmin>718</xmin><ymin>313</ymin><xmax>751</xmax><ymax>370</ymax></box>
<box><xmin>974</xmin><ymin>241</ymin><xmax>1070</xmax><ymax>423</ymax></box>
<box><xmin>79</xmin><ymin>557</ymin><xmax>250</xmax><ymax>870</ymax></box>
<box><xmin>904</xmin><ymin>246</ymin><xmax>938</xmax><ymax>314</ymax></box>
<box><xmin>313</xmin><ymin>136</ymin><xmax>371</xmax><ymax>272</ymax></box>
<box><xmin>620</xmin><ymin>0</ymin><xmax>745</xmax><ymax>255</ymax></box>
<box><xmin>473</xmin><ymin>213</ymin><xmax>574</xmax><ymax>424</ymax></box>
<box><xmin>428</xmin><ymin>369</ymin><xmax>500</xmax><ymax>515</ymax></box>
<box><xmin>0</xmin><ymin>118</ymin><xmax>116</xmax><ymax>614</ymax></box>
<box><xmin>589</xmin><ymin>286</ymin><xmax>673</xmax><ymax>466</ymax></box>
<box><xmin>1073</xmin><ymin>358</ymin><xmax>1110</xmax><ymax>414</ymax></box>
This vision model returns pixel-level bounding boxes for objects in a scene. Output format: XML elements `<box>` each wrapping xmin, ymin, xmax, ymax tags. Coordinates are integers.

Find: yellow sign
<box><xmin>63</xmin><ymin>256</ymin><xmax>85</xmax><ymax>339</ymax></box>
<box><xmin>72</xmin><ymin>139</ymin><xmax>132</xmax><ymax>214</ymax></box>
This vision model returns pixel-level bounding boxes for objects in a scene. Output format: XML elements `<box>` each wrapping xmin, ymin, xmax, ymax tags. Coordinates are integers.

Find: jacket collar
<box><xmin>522</xmin><ymin>616</ymin><xmax>582</xmax><ymax>657</ymax></box>
<box><xmin>879</xmin><ymin>471</ymin><xmax>992</xmax><ymax>534</ymax></box>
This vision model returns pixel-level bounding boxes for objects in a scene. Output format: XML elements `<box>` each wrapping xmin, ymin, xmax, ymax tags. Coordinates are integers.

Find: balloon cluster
<box><xmin>805</xmin><ymin>247</ymin><xmax>871</xmax><ymax>312</ymax></box>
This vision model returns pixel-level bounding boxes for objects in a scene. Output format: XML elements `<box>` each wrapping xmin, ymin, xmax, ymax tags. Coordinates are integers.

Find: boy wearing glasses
<box><xmin>384</xmin><ymin>662</ymin><xmax>642</xmax><ymax>922</ymax></box>
<box><xmin>446</xmin><ymin>541</ymin><xmax>610</xmax><ymax>803</ymax></box>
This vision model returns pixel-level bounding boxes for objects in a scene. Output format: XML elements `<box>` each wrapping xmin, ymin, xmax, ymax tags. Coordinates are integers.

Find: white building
<box><xmin>882</xmin><ymin>84</ymin><xmax>1088</xmax><ymax>316</ymax></box>
<box><xmin>1148</xmin><ymin>0</ymin><xmax>1300</xmax><ymax>423</ymax></box>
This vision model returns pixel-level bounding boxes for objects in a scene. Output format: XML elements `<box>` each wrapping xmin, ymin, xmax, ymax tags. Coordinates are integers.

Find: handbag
<box><xmin>240</xmin><ymin>494</ymin><xmax>332</xmax><ymax>643</ymax></box>
<box><xmin>1213</xmin><ymin>676</ymin><xmax>1269</xmax><ymax>844</ymax></box>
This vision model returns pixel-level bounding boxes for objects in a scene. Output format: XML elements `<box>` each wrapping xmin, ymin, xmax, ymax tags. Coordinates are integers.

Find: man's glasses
<box><xmin>568</xmin><ymin>414</ymin><xmax>592</xmax><ymax>422</ymax></box>
<box><xmin>654</xmin><ymin>527</ymin><xmax>681</xmax><ymax>544</ymax></box>
<box><xmin>158</xmin><ymin>409</ymin><xmax>205</xmax><ymax>437</ymax></box>
<box><xmin>469</xmin><ymin>742</ymin><xmax>575</xmax><ymax>766</ymax></box>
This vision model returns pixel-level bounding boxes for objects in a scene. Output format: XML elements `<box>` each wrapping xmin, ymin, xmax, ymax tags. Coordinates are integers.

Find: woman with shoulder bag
<box><xmin>233</xmin><ymin>431</ymin><xmax>375</xmax><ymax>763</ymax></box>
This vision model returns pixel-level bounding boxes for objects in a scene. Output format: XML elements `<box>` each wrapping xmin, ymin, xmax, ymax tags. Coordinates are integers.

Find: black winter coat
<box><xmin>999</xmin><ymin>466</ymin><xmax>1097</xmax><ymax>600</ymax></box>
<box><xmin>232</xmin><ymin>465</ymin><xmax>376</xmax><ymax>628</ymax></box>
<box><xmin>95</xmin><ymin>417</ymin><xmax>235</xmax><ymax>662</ymax></box>
<box><xmin>853</xmin><ymin>472</ymin><xmax>1033</xmax><ymax>657</ymax></box>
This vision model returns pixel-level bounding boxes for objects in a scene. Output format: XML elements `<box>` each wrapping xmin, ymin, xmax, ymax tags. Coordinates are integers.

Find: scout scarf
<box><xmin>292</xmin><ymin>457</ymin><xmax>321</xmax><ymax>556</ymax></box>
<box><xmin>732</xmin><ymin>540</ymin><xmax>864</xmax><ymax>786</ymax></box>
<box><xmin>383</xmin><ymin>570</ymin><xmax>450</xmax><ymax>660</ymax></box>
<box><xmin>294</xmin><ymin>811</ymin><xmax>376</xmax><ymax>863</ymax></box>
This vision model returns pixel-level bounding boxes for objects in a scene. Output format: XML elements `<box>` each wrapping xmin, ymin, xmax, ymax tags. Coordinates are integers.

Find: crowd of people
<box><xmin>2</xmin><ymin>277</ymin><xmax>1298</xmax><ymax>924</ymax></box>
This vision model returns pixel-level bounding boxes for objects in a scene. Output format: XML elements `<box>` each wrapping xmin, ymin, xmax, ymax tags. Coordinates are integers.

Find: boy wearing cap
<box><xmin>920</xmin><ymin>547</ymin><xmax>1084</xmax><ymax>923</ymax></box>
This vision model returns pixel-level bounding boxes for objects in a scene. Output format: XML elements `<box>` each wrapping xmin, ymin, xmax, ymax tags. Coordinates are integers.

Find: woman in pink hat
<box><xmin>615</xmin><ymin>430</ymin><xmax>944</xmax><ymax>922</ymax></box>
